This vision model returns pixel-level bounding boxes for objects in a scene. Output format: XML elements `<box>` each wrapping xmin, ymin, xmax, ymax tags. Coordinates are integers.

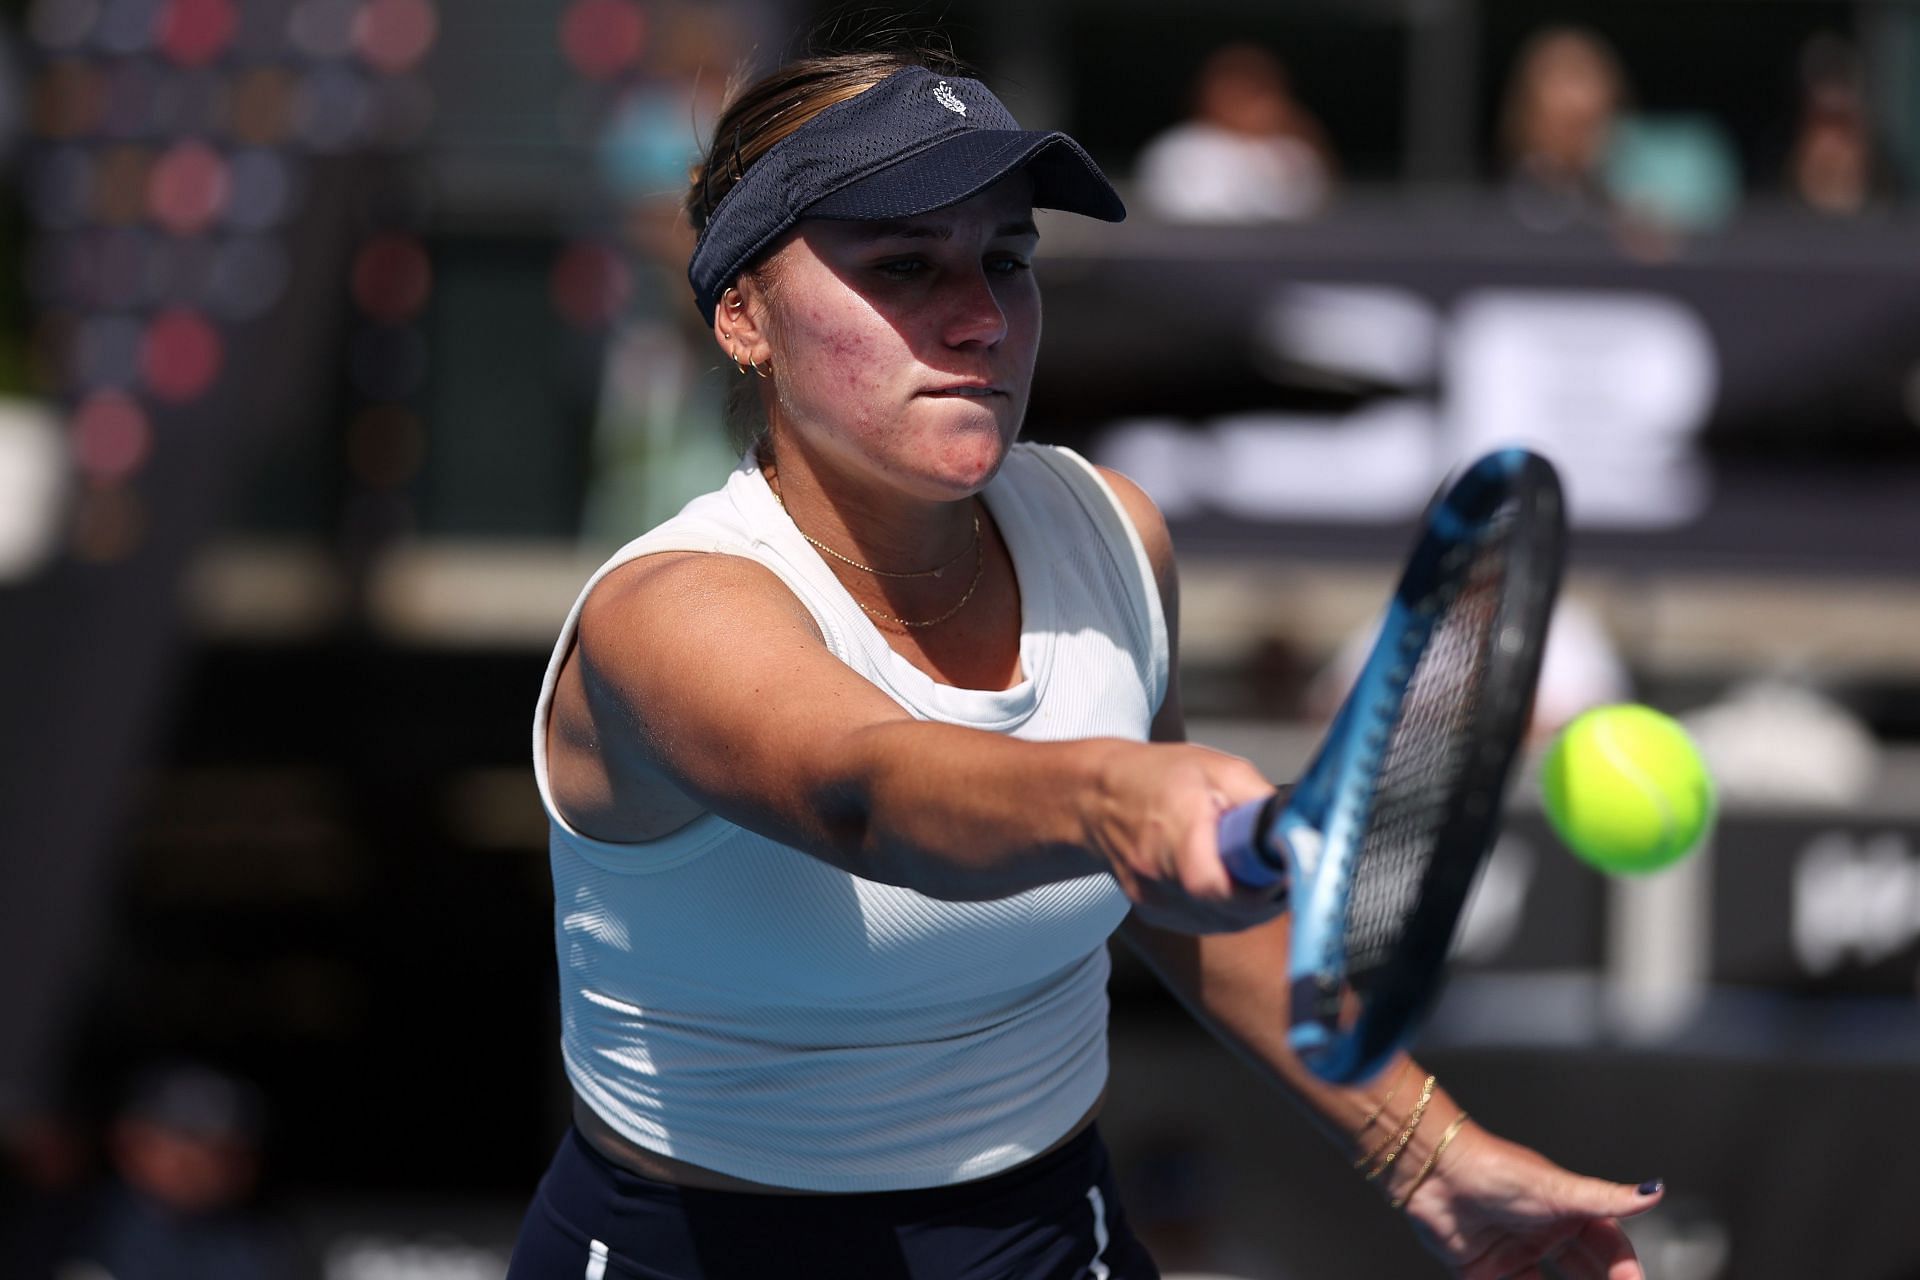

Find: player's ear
<box><xmin>712</xmin><ymin>274</ymin><xmax>773</xmax><ymax>370</ymax></box>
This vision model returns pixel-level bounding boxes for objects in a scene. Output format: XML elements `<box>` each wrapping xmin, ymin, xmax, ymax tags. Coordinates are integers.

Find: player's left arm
<box><xmin>1101</xmin><ymin>461</ymin><xmax>1456</xmax><ymax>1172</ymax></box>
<box><xmin>1099</xmin><ymin>464</ymin><xmax>1662</xmax><ymax>1278</ymax></box>
<box><xmin>1105</xmin><ymin>466</ymin><xmax>1420</xmax><ymax>1136</ymax></box>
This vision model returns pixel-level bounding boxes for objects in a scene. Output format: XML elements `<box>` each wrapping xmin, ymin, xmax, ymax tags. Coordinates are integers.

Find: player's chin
<box><xmin>914</xmin><ymin>398</ymin><xmax>1022</xmax><ymax>482</ymax></box>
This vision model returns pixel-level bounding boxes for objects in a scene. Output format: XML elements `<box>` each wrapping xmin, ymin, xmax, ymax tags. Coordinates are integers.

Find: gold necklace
<box><xmin>768</xmin><ymin>482</ymin><xmax>985</xmax><ymax>629</ymax></box>
<box><xmin>859</xmin><ymin>543</ymin><xmax>984</xmax><ymax>629</ymax></box>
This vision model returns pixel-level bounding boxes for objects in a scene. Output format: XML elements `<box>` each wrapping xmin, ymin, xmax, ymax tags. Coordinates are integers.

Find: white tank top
<box><xmin>530</xmin><ymin>443</ymin><xmax>1169</xmax><ymax>1192</ymax></box>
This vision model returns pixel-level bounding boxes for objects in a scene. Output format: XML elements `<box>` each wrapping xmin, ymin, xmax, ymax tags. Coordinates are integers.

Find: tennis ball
<box><xmin>1540</xmin><ymin>704</ymin><xmax>1715</xmax><ymax>875</ymax></box>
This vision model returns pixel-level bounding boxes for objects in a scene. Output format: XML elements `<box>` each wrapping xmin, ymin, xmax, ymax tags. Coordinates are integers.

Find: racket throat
<box><xmin>1287</xmin><ymin>975</ymin><xmax>1346</xmax><ymax>1055</ymax></box>
<box><xmin>1275</xmin><ymin>815</ymin><xmax>1324</xmax><ymax>881</ymax></box>
<box><xmin>1274</xmin><ymin>815</ymin><xmax>1350</xmax><ymax>1068</ymax></box>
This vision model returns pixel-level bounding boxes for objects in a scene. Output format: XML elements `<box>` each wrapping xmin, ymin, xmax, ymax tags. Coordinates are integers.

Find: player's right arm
<box><xmin>553</xmin><ymin>551</ymin><xmax>1277</xmax><ymax>929</ymax></box>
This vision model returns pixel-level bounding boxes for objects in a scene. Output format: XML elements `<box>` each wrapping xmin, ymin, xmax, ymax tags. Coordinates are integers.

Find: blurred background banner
<box><xmin>1</xmin><ymin>2</ymin><xmax>1919</xmax><ymax>1278</ymax></box>
<box><xmin>1045</xmin><ymin>230</ymin><xmax>1920</xmax><ymax>564</ymax></box>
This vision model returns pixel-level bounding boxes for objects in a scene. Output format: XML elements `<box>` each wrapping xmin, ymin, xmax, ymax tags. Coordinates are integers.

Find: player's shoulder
<box><xmin>579</xmin><ymin>550</ymin><xmax>818</xmax><ymax>660</ymax></box>
<box><xmin>1090</xmin><ymin>463</ymin><xmax>1163</xmax><ymax>523</ymax></box>
<box><xmin>1092</xmin><ymin>463</ymin><xmax>1175</xmax><ymax>571</ymax></box>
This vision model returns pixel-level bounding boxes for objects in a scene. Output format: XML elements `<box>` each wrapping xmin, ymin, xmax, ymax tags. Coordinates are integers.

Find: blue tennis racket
<box><xmin>1218</xmin><ymin>448</ymin><xmax>1566</xmax><ymax>1085</ymax></box>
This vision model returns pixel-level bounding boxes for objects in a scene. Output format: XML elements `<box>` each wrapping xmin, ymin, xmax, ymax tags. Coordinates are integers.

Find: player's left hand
<box><xmin>1395</xmin><ymin>1123</ymin><xmax>1664</xmax><ymax>1280</ymax></box>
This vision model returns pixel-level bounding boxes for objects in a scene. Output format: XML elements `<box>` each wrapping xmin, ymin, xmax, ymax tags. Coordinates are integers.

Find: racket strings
<box><xmin>1341</xmin><ymin>507</ymin><xmax>1516</xmax><ymax>996</ymax></box>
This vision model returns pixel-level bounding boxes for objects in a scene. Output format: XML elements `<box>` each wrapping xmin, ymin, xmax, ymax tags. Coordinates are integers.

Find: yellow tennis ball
<box><xmin>1540</xmin><ymin>704</ymin><xmax>1715</xmax><ymax>875</ymax></box>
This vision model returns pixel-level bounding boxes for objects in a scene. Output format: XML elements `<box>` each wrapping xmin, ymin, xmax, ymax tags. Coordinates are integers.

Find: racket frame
<box><xmin>1234</xmin><ymin>448</ymin><xmax>1565</xmax><ymax>1084</ymax></box>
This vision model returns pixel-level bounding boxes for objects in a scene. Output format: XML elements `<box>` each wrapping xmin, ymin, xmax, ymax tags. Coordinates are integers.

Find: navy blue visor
<box><xmin>688</xmin><ymin>66</ymin><xmax>1126</xmax><ymax>324</ymax></box>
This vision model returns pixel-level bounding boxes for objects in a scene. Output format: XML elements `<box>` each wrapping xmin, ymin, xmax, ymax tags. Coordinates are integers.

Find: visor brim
<box><xmin>804</xmin><ymin>129</ymin><xmax>1126</xmax><ymax>224</ymax></box>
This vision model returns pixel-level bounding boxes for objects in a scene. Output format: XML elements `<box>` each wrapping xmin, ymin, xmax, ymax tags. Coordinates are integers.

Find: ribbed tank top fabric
<box><xmin>530</xmin><ymin>443</ymin><xmax>1169</xmax><ymax>1192</ymax></box>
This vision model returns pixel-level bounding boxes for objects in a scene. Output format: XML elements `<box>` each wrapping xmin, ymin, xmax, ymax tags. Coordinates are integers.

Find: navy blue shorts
<box><xmin>506</xmin><ymin>1124</ymin><xmax>1161</xmax><ymax>1280</ymax></box>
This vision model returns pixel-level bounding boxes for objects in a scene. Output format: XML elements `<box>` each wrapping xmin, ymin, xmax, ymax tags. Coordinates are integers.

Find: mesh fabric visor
<box><xmin>685</xmin><ymin>67</ymin><xmax>1121</xmax><ymax>324</ymax></box>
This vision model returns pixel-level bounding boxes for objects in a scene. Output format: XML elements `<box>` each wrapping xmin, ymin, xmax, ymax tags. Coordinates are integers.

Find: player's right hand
<box><xmin>1079</xmin><ymin>741</ymin><xmax>1288</xmax><ymax>934</ymax></box>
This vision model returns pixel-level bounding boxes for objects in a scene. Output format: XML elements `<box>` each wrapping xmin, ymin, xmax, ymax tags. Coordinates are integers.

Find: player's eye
<box><xmin>987</xmin><ymin>254</ymin><xmax>1033</xmax><ymax>276</ymax></box>
<box><xmin>873</xmin><ymin>257</ymin><xmax>928</xmax><ymax>279</ymax></box>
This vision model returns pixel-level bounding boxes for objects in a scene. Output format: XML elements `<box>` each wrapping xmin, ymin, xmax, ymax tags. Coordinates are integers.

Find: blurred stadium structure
<box><xmin>1</xmin><ymin>1</ymin><xmax>1919</xmax><ymax>1277</ymax></box>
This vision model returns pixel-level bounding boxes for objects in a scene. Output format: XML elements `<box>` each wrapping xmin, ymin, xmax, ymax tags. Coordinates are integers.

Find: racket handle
<box><xmin>1217</xmin><ymin>793</ymin><xmax>1290</xmax><ymax>895</ymax></box>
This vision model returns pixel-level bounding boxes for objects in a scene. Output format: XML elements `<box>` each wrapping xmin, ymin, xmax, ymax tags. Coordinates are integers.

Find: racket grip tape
<box><xmin>1217</xmin><ymin>793</ymin><xmax>1290</xmax><ymax>895</ymax></box>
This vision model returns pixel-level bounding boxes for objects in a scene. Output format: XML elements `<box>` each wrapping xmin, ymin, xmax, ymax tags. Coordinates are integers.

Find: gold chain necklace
<box><xmin>858</xmin><ymin>544</ymin><xmax>984</xmax><ymax>629</ymax></box>
<box><xmin>768</xmin><ymin>481</ymin><xmax>985</xmax><ymax>629</ymax></box>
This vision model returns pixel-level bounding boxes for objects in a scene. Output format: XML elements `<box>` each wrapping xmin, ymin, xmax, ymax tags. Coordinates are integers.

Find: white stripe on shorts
<box><xmin>1085</xmin><ymin>1185</ymin><xmax>1112</xmax><ymax>1279</ymax></box>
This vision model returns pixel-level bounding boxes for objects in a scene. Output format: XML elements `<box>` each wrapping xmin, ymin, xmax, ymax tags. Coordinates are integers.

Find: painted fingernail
<box><xmin>1637</xmin><ymin>1179</ymin><xmax>1664</xmax><ymax>1196</ymax></box>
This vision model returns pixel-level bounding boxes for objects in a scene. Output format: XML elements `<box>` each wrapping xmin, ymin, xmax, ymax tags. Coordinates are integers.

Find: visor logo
<box><xmin>933</xmin><ymin>81</ymin><xmax>967</xmax><ymax>116</ymax></box>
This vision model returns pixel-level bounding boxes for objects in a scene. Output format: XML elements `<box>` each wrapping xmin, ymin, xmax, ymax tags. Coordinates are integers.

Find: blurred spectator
<box><xmin>1134</xmin><ymin>43</ymin><xmax>1335</xmax><ymax>224</ymax></box>
<box><xmin>1787</xmin><ymin>34</ymin><xmax>1888</xmax><ymax>216</ymax></box>
<box><xmin>1499</xmin><ymin>26</ymin><xmax>1624</xmax><ymax>226</ymax></box>
<box><xmin>1500</xmin><ymin>26</ymin><xmax>1738</xmax><ymax>237</ymax></box>
<box><xmin>49</xmin><ymin>1063</ymin><xmax>293</xmax><ymax>1280</ymax></box>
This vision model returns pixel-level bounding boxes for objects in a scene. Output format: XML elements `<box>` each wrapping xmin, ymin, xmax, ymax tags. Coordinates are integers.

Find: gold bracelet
<box><xmin>1360</xmin><ymin>1074</ymin><xmax>1436</xmax><ymax>1180</ymax></box>
<box><xmin>1390</xmin><ymin>1111</ymin><xmax>1470</xmax><ymax>1210</ymax></box>
<box><xmin>1351</xmin><ymin>1065</ymin><xmax>1418</xmax><ymax>1169</ymax></box>
<box><xmin>1356</xmin><ymin>1064</ymin><xmax>1408</xmax><ymax>1135</ymax></box>
<box><xmin>1353</xmin><ymin>1071</ymin><xmax>1431</xmax><ymax>1170</ymax></box>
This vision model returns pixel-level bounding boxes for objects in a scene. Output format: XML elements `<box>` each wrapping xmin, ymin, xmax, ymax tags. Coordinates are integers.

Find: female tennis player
<box><xmin>512</xmin><ymin>45</ymin><xmax>1664</xmax><ymax>1280</ymax></box>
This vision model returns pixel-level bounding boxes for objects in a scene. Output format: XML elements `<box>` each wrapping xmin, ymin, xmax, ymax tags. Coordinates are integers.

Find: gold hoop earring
<box><xmin>753</xmin><ymin>357</ymin><xmax>772</xmax><ymax>378</ymax></box>
<box><xmin>733</xmin><ymin>349</ymin><xmax>750</xmax><ymax>376</ymax></box>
